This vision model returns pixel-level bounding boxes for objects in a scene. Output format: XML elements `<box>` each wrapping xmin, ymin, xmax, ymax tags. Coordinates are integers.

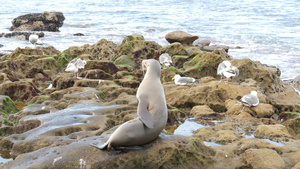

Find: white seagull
<box><xmin>65</xmin><ymin>58</ymin><xmax>87</xmax><ymax>78</ymax></box>
<box><xmin>159</xmin><ymin>53</ymin><xmax>173</xmax><ymax>69</ymax></box>
<box><xmin>172</xmin><ymin>74</ymin><xmax>200</xmax><ymax>85</ymax></box>
<box><xmin>29</xmin><ymin>34</ymin><xmax>43</xmax><ymax>48</ymax></box>
<box><xmin>217</xmin><ymin>60</ymin><xmax>239</xmax><ymax>83</ymax></box>
<box><xmin>238</xmin><ymin>91</ymin><xmax>259</xmax><ymax>112</ymax></box>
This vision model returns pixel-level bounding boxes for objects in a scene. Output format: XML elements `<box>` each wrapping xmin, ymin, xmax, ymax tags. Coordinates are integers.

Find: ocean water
<box><xmin>0</xmin><ymin>0</ymin><xmax>299</xmax><ymax>79</ymax></box>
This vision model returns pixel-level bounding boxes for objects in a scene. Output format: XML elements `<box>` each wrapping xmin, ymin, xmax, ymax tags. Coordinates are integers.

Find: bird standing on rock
<box><xmin>172</xmin><ymin>74</ymin><xmax>200</xmax><ymax>85</ymax></box>
<box><xmin>65</xmin><ymin>58</ymin><xmax>87</xmax><ymax>78</ymax></box>
<box><xmin>238</xmin><ymin>90</ymin><xmax>259</xmax><ymax>112</ymax></box>
<box><xmin>29</xmin><ymin>34</ymin><xmax>43</xmax><ymax>49</ymax></box>
<box><xmin>159</xmin><ymin>53</ymin><xmax>173</xmax><ymax>69</ymax></box>
<box><xmin>217</xmin><ymin>60</ymin><xmax>239</xmax><ymax>83</ymax></box>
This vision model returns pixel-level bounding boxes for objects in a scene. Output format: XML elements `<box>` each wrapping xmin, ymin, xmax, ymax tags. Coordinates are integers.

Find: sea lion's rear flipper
<box><xmin>137</xmin><ymin>97</ymin><xmax>154</xmax><ymax>129</ymax></box>
<box><xmin>90</xmin><ymin>141</ymin><xmax>109</xmax><ymax>150</ymax></box>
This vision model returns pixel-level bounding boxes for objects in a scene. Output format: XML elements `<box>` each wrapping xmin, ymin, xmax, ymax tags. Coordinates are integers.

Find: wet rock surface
<box><xmin>10</xmin><ymin>12</ymin><xmax>65</xmax><ymax>32</ymax></box>
<box><xmin>0</xmin><ymin>31</ymin><xmax>299</xmax><ymax>168</ymax></box>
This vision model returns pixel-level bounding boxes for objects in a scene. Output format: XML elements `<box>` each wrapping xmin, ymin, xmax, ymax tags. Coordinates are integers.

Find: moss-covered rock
<box><xmin>282</xmin><ymin>117</ymin><xmax>300</xmax><ymax>139</ymax></box>
<box><xmin>0</xmin><ymin>95</ymin><xmax>19</xmax><ymax>115</ymax></box>
<box><xmin>183</xmin><ymin>52</ymin><xmax>226</xmax><ymax>79</ymax></box>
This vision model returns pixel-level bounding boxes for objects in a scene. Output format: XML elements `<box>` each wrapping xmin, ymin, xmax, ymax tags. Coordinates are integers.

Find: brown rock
<box><xmin>244</xmin><ymin>148</ymin><xmax>286</xmax><ymax>169</ymax></box>
<box><xmin>254</xmin><ymin>124</ymin><xmax>294</xmax><ymax>141</ymax></box>
<box><xmin>165</xmin><ymin>31</ymin><xmax>199</xmax><ymax>46</ymax></box>
<box><xmin>282</xmin><ymin>117</ymin><xmax>300</xmax><ymax>139</ymax></box>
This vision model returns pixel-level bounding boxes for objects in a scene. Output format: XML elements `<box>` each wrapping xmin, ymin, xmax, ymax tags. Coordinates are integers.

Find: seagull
<box><xmin>159</xmin><ymin>53</ymin><xmax>172</xmax><ymax>69</ymax></box>
<box><xmin>65</xmin><ymin>58</ymin><xmax>87</xmax><ymax>78</ymax></box>
<box><xmin>238</xmin><ymin>91</ymin><xmax>259</xmax><ymax>112</ymax></box>
<box><xmin>29</xmin><ymin>34</ymin><xmax>43</xmax><ymax>49</ymax></box>
<box><xmin>172</xmin><ymin>74</ymin><xmax>200</xmax><ymax>85</ymax></box>
<box><xmin>217</xmin><ymin>60</ymin><xmax>239</xmax><ymax>83</ymax></box>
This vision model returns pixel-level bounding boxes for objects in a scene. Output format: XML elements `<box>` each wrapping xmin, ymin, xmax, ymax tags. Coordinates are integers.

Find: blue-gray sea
<box><xmin>0</xmin><ymin>0</ymin><xmax>299</xmax><ymax>80</ymax></box>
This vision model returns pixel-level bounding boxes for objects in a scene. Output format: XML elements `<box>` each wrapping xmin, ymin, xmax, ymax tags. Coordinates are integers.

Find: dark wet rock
<box><xmin>0</xmin><ymin>80</ymin><xmax>40</xmax><ymax>101</ymax></box>
<box><xmin>73</xmin><ymin>33</ymin><xmax>84</xmax><ymax>36</ymax></box>
<box><xmin>0</xmin><ymin>32</ymin><xmax>44</xmax><ymax>40</ymax></box>
<box><xmin>10</xmin><ymin>11</ymin><xmax>65</xmax><ymax>32</ymax></box>
<box><xmin>84</xmin><ymin>60</ymin><xmax>119</xmax><ymax>74</ymax></box>
<box><xmin>52</xmin><ymin>75</ymin><xmax>76</xmax><ymax>90</ymax></box>
<box><xmin>282</xmin><ymin>117</ymin><xmax>300</xmax><ymax>139</ymax></box>
<box><xmin>165</xmin><ymin>31</ymin><xmax>199</xmax><ymax>46</ymax></box>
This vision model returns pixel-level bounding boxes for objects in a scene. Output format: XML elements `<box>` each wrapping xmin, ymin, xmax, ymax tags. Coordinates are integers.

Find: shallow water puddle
<box><xmin>202</xmin><ymin>141</ymin><xmax>222</xmax><ymax>147</ymax></box>
<box><xmin>0</xmin><ymin>151</ymin><xmax>13</xmax><ymax>163</ymax></box>
<box><xmin>172</xmin><ymin>118</ymin><xmax>206</xmax><ymax>136</ymax></box>
<box><xmin>244</xmin><ymin>134</ymin><xmax>285</xmax><ymax>146</ymax></box>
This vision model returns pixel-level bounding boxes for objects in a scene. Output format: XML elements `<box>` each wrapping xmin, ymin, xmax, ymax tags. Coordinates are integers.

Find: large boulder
<box><xmin>10</xmin><ymin>11</ymin><xmax>65</xmax><ymax>32</ymax></box>
<box><xmin>113</xmin><ymin>34</ymin><xmax>162</xmax><ymax>68</ymax></box>
<box><xmin>165</xmin><ymin>31</ymin><xmax>199</xmax><ymax>46</ymax></box>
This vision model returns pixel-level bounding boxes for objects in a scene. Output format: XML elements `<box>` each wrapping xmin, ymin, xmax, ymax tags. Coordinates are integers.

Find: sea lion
<box><xmin>94</xmin><ymin>59</ymin><xmax>168</xmax><ymax>151</ymax></box>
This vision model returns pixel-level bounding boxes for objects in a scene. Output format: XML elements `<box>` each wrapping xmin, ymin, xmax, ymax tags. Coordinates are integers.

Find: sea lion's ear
<box><xmin>137</xmin><ymin>97</ymin><xmax>154</xmax><ymax>129</ymax></box>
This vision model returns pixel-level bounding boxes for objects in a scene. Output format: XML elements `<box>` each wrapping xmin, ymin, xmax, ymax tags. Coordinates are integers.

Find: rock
<box><xmin>86</xmin><ymin>39</ymin><xmax>117</xmax><ymax>60</ymax></box>
<box><xmin>84</xmin><ymin>60</ymin><xmax>119</xmax><ymax>74</ymax></box>
<box><xmin>0</xmin><ymin>95</ymin><xmax>19</xmax><ymax>127</ymax></box>
<box><xmin>201</xmin><ymin>45</ymin><xmax>229</xmax><ymax>53</ymax></box>
<box><xmin>244</xmin><ymin>148</ymin><xmax>286</xmax><ymax>169</ymax></box>
<box><xmin>171</xmin><ymin>55</ymin><xmax>189</xmax><ymax>68</ymax></box>
<box><xmin>10</xmin><ymin>11</ymin><xmax>65</xmax><ymax>32</ymax></box>
<box><xmin>183</xmin><ymin>51</ymin><xmax>226</xmax><ymax>79</ymax></box>
<box><xmin>159</xmin><ymin>42</ymin><xmax>188</xmax><ymax>57</ymax></box>
<box><xmin>292</xmin><ymin>162</ymin><xmax>300</xmax><ymax>169</ymax></box>
<box><xmin>121</xmin><ymin>33</ymin><xmax>145</xmax><ymax>44</ymax></box>
<box><xmin>165</xmin><ymin>31</ymin><xmax>199</xmax><ymax>46</ymax></box>
<box><xmin>282</xmin><ymin>117</ymin><xmax>300</xmax><ymax>139</ymax></box>
<box><xmin>164</xmin><ymin>81</ymin><xmax>266</xmax><ymax>112</ymax></box>
<box><xmin>282</xmin><ymin>151</ymin><xmax>300</xmax><ymax>169</ymax></box>
<box><xmin>0</xmin><ymin>80</ymin><xmax>40</xmax><ymax>101</ymax></box>
<box><xmin>194</xmin><ymin>39</ymin><xmax>211</xmax><ymax>47</ymax></box>
<box><xmin>254</xmin><ymin>124</ymin><xmax>294</xmax><ymax>141</ymax></box>
<box><xmin>113</xmin><ymin>35</ymin><xmax>161</xmax><ymax>68</ymax></box>
<box><xmin>231</xmin><ymin>58</ymin><xmax>284</xmax><ymax>95</ymax></box>
<box><xmin>190</xmin><ymin>105</ymin><xmax>219</xmax><ymax>120</ymax></box>
<box><xmin>0</xmin><ymin>32</ymin><xmax>44</xmax><ymax>40</ymax></box>
<box><xmin>226</xmin><ymin>103</ymin><xmax>274</xmax><ymax>118</ymax></box>
<box><xmin>52</xmin><ymin>75</ymin><xmax>76</xmax><ymax>90</ymax></box>
<box><xmin>114</xmin><ymin>55</ymin><xmax>137</xmax><ymax>68</ymax></box>
<box><xmin>1</xmin><ymin>134</ymin><xmax>215</xmax><ymax>169</ymax></box>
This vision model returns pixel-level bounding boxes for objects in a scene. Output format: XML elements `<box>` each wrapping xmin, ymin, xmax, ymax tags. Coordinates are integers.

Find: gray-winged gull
<box><xmin>172</xmin><ymin>74</ymin><xmax>200</xmax><ymax>85</ymax></box>
<box><xmin>29</xmin><ymin>34</ymin><xmax>43</xmax><ymax>48</ymax></box>
<box><xmin>238</xmin><ymin>91</ymin><xmax>259</xmax><ymax>112</ymax></box>
<box><xmin>217</xmin><ymin>60</ymin><xmax>239</xmax><ymax>83</ymax></box>
<box><xmin>159</xmin><ymin>53</ymin><xmax>172</xmax><ymax>69</ymax></box>
<box><xmin>65</xmin><ymin>58</ymin><xmax>87</xmax><ymax>78</ymax></box>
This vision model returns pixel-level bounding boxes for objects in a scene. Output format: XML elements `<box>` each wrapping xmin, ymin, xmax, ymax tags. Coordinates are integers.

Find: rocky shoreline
<box><xmin>0</xmin><ymin>31</ymin><xmax>299</xmax><ymax>169</ymax></box>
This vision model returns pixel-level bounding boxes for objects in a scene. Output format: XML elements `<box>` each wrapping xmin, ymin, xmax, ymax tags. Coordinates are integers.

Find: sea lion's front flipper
<box><xmin>137</xmin><ymin>97</ymin><xmax>154</xmax><ymax>129</ymax></box>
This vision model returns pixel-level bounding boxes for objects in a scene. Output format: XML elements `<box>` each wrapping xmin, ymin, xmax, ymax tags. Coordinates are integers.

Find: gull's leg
<box><xmin>239</xmin><ymin>106</ymin><xmax>245</xmax><ymax>113</ymax></box>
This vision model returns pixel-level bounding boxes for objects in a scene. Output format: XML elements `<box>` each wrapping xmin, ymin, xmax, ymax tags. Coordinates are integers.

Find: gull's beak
<box><xmin>172</xmin><ymin>78</ymin><xmax>174</xmax><ymax>80</ymax></box>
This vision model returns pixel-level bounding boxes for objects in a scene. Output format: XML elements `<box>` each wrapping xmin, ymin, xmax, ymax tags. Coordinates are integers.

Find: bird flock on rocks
<box><xmin>158</xmin><ymin>53</ymin><xmax>259</xmax><ymax>111</ymax></box>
